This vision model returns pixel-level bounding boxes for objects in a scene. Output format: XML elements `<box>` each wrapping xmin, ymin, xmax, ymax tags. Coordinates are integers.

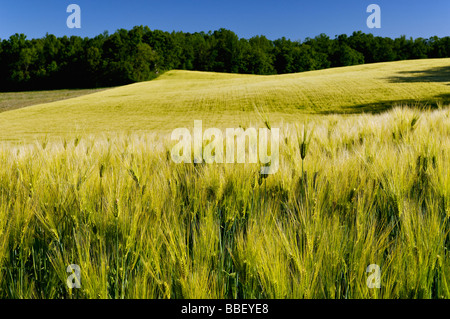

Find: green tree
<box><xmin>127</xmin><ymin>43</ymin><xmax>157</xmax><ymax>82</ymax></box>
<box><xmin>242</xmin><ymin>36</ymin><xmax>275</xmax><ymax>74</ymax></box>
<box><xmin>211</xmin><ymin>28</ymin><xmax>241</xmax><ymax>73</ymax></box>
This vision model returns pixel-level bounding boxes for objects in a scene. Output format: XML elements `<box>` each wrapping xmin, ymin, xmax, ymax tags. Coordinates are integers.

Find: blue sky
<box><xmin>0</xmin><ymin>0</ymin><xmax>449</xmax><ymax>41</ymax></box>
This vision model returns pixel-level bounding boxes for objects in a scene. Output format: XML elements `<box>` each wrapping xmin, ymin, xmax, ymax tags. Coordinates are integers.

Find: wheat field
<box><xmin>0</xmin><ymin>88</ymin><xmax>106</xmax><ymax>114</ymax></box>
<box><xmin>0</xmin><ymin>58</ymin><xmax>448</xmax><ymax>142</ymax></box>
<box><xmin>0</xmin><ymin>59</ymin><xmax>449</xmax><ymax>299</ymax></box>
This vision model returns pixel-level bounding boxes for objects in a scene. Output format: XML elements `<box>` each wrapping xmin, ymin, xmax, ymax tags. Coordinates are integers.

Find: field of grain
<box><xmin>0</xmin><ymin>88</ymin><xmax>106</xmax><ymax>114</ymax></box>
<box><xmin>0</xmin><ymin>58</ymin><xmax>448</xmax><ymax>142</ymax></box>
<box><xmin>0</xmin><ymin>59</ymin><xmax>449</xmax><ymax>299</ymax></box>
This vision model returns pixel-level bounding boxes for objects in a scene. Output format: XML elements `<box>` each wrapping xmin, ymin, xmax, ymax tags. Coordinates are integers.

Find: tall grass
<box><xmin>0</xmin><ymin>105</ymin><xmax>449</xmax><ymax>299</ymax></box>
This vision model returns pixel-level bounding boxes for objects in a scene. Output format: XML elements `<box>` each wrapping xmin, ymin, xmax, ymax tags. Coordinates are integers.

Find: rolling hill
<box><xmin>0</xmin><ymin>58</ymin><xmax>449</xmax><ymax>142</ymax></box>
<box><xmin>0</xmin><ymin>88</ymin><xmax>107</xmax><ymax>114</ymax></box>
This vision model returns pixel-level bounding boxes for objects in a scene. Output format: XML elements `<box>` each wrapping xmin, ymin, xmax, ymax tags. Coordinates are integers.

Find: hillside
<box><xmin>0</xmin><ymin>58</ymin><xmax>449</xmax><ymax>142</ymax></box>
<box><xmin>0</xmin><ymin>88</ymin><xmax>107</xmax><ymax>113</ymax></box>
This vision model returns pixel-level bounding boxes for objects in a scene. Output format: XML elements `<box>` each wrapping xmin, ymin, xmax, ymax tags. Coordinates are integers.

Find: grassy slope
<box><xmin>0</xmin><ymin>58</ymin><xmax>449</xmax><ymax>142</ymax></box>
<box><xmin>0</xmin><ymin>88</ymin><xmax>107</xmax><ymax>114</ymax></box>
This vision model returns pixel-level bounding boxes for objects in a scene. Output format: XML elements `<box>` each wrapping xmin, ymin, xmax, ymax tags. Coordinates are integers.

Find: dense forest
<box><xmin>0</xmin><ymin>25</ymin><xmax>449</xmax><ymax>91</ymax></box>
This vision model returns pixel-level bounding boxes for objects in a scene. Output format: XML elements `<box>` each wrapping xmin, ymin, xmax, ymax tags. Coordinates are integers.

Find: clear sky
<box><xmin>0</xmin><ymin>0</ymin><xmax>449</xmax><ymax>41</ymax></box>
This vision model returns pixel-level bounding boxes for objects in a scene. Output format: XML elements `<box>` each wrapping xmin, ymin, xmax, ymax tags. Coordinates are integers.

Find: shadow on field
<box><xmin>316</xmin><ymin>65</ymin><xmax>450</xmax><ymax>114</ymax></box>
<box><xmin>317</xmin><ymin>94</ymin><xmax>450</xmax><ymax>115</ymax></box>
<box><xmin>385</xmin><ymin>65</ymin><xmax>450</xmax><ymax>84</ymax></box>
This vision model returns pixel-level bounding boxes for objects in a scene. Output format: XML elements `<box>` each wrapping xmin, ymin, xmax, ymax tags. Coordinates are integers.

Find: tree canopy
<box><xmin>0</xmin><ymin>26</ymin><xmax>449</xmax><ymax>91</ymax></box>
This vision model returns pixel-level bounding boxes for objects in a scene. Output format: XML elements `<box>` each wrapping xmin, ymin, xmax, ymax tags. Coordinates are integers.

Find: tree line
<box><xmin>0</xmin><ymin>26</ymin><xmax>449</xmax><ymax>91</ymax></box>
